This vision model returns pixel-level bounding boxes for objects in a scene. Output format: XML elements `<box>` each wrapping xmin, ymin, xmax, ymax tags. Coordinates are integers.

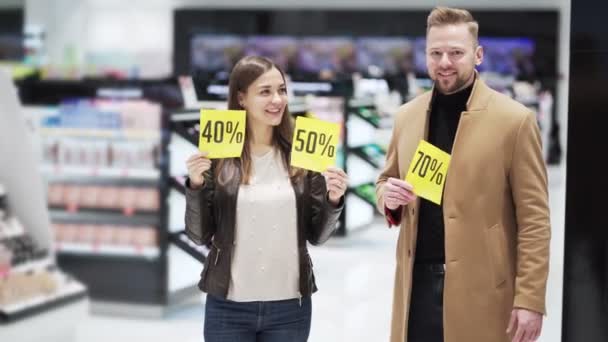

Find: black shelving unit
<box><xmin>349</xmin><ymin>107</ymin><xmax>381</xmax><ymax>129</ymax></box>
<box><xmin>348</xmin><ymin>183</ymin><xmax>377</xmax><ymax>208</ymax></box>
<box><xmin>169</xmin><ymin>175</ymin><xmax>187</xmax><ymax>196</ymax></box>
<box><xmin>0</xmin><ymin>70</ymin><xmax>88</xmax><ymax>329</ymax></box>
<box><xmin>17</xmin><ymin>78</ymin><xmax>208</xmax><ymax>316</ymax></box>
<box><xmin>169</xmin><ymin>232</ymin><xmax>210</xmax><ymax>263</ymax></box>
<box><xmin>349</xmin><ymin>144</ymin><xmax>387</xmax><ymax>169</ymax></box>
<box><xmin>340</xmin><ymin>97</ymin><xmax>387</xmax><ymax>234</ymax></box>
<box><xmin>50</xmin><ymin>209</ymin><xmax>161</xmax><ymax>227</ymax></box>
<box><xmin>57</xmin><ymin>254</ymin><xmax>165</xmax><ymax>304</ymax></box>
<box><xmin>168</xmin><ymin>110</ymin><xmax>209</xmax><ymax>252</ymax></box>
<box><xmin>43</xmin><ymin>108</ymin><xmax>172</xmax><ymax>308</ymax></box>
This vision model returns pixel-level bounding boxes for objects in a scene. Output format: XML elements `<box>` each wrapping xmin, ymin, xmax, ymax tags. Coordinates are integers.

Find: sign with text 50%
<box><xmin>198</xmin><ymin>109</ymin><xmax>246</xmax><ymax>159</ymax></box>
<box><xmin>405</xmin><ymin>140</ymin><xmax>451</xmax><ymax>205</ymax></box>
<box><xmin>290</xmin><ymin>116</ymin><xmax>341</xmax><ymax>173</ymax></box>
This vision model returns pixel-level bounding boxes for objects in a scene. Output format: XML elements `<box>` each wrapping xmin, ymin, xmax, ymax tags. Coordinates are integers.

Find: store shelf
<box><xmin>289</xmin><ymin>99</ymin><xmax>308</xmax><ymax>114</ymax></box>
<box><xmin>55</xmin><ymin>242</ymin><xmax>160</xmax><ymax>260</ymax></box>
<box><xmin>169</xmin><ymin>110</ymin><xmax>200</xmax><ymax>122</ymax></box>
<box><xmin>48</xmin><ymin>204</ymin><xmax>160</xmax><ymax>218</ymax></box>
<box><xmin>349</xmin><ymin>109</ymin><xmax>381</xmax><ymax>128</ymax></box>
<box><xmin>348</xmin><ymin>98</ymin><xmax>375</xmax><ymax>108</ymax></box>
<box><xmin>40</xmin><ymin>127</ymin><xmax>160</xmax><ymax>141</ymax></box>
<box><xmin>171</xmin><ymin>121</ymin><xmax>198</xmax><ymax>146</ymax></box>
<box><xmin>169</xmin><ymin>231</ymin><xmax>209</xmax><ymax>264</ymax></box>
<box><xmin>46</xmin><ymin>178</ymin><xmax>160</xmax><ymax>189</ymax></box>
<box><xmin>349</xmin><ymin>144</ymin><xmax>386</xmax><ymax>169</ymax></box>
<box><xmin>0</xmin><ymin>278</ymin><xmax>87</xmax><ymax>323</ymax></box>
<box><xmin>50</xmin><ymin>210</ymin><xmax>160</xmax><ymax>227</ymax></box>
<box><xmin>170</xmin><ymin>175</ymin><xmax>187</xmax><ymax>195</ymax></box>
<box><xmin>348</xmin><ymin>183</ymin><xmax>377</xmax><ymax>208</ymax></box>
<box><xmin>169</xmin><ymin>111</ymin><xmax>199</xmax><ymax>147</ymax></box>
<box><xmin>10</xmin><ymin>257</ymin><xmax>54</xmax><ymax>274</ymax></box>
<box><xmin>350</xmin><ymin>108</ymin><xmax>394</xmax><ymax>129</ymax></box>
<box><xmin>41</xmin><ymin>165</ymin><xmax>160</xmax><ymax>182</ymax></box>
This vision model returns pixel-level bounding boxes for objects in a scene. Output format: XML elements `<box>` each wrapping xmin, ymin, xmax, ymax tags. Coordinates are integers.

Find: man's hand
<box><xmin>507</xmin><ymin>308</ymin><xmax>543</xmax><ymax>342</ymax></box>
<box><xmin>383</xmin><ymin>178</ymin><xmax>416</xmax><ymax>210</ymax></box>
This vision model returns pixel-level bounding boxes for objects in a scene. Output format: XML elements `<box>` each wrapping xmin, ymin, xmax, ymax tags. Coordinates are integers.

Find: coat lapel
<box><xmin>443</xmin><ymin>77</ymin><xmax>493</xmax><ymax>204</ymax></box>
<box><xmin>400</xmin><ymin>92</ymin><xmax>433</xmax><ymax>181</ymax></box>
<box><xmin>400</xmin><ymin>92</ymin><xmax>433</xmax><ymax>256</ymax></box>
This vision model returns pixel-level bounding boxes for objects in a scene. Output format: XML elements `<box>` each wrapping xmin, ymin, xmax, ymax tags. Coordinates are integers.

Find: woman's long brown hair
<box><xmin>215</xmin><ymin>56</ymin><xmax>306</xmax><ymax>185</ymax></box>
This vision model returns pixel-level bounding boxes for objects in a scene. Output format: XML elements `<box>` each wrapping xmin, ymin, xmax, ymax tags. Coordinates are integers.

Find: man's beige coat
<box><xmin>376</xmin><ymin>78</ymin><xmax>551</xmax><ymax>342</ymax></box>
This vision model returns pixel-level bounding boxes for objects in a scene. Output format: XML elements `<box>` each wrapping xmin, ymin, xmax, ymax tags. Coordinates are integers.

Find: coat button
<box><xmin>408</xmin><ymin>249</ymin><xmax>412</xmax><ymax>257</ymax></box>
<box><xmin>411</xmin><ymin>208</ymin><xmax>415</xmax><ymax>215</ymax></box>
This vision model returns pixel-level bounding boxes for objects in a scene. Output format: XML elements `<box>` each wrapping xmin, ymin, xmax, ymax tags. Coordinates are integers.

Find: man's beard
<box><xmin>434</xmin><ymin>72</ymin><xmax>470</xmax><ymax>94</ymax></box>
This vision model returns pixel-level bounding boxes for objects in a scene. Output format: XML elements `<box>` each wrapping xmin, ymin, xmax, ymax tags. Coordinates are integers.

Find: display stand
<box><xmin>0</xmin><ymin>69</ymin><xmax>88</xmax><ymax>336</ymax></box>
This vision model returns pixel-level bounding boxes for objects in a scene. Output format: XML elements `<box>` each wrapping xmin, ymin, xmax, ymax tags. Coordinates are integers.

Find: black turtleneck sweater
<box><xmin>415</xmin><ymin>83</ymin><xmax>473</xmax><ymax>264</ymax></box>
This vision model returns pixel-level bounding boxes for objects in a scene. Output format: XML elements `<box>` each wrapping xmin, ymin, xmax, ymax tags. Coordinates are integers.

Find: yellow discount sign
<box><xmin>199</xmin><ymin>109</ymin><xmax>246</xmax><ymax>159</ymax></box>
<box><xmin>405</xmin><ymin>140</ymin><xmax>451</xmax><ymax>205</ymax></box>
<box><xmin>290</xmin><ymin>116</ymin><xmax>340</xmax><ymax>173</ymax></box>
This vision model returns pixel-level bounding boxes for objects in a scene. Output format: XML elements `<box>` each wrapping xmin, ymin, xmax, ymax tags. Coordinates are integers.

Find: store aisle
<box><xmin>74</xmin><ymin>164</ymin><xmax>565</xmax><ymax>342</ymax></box>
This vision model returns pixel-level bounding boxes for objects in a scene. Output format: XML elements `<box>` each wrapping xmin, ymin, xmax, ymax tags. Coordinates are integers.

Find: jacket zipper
<box><xmin>214</xmin><ymin>249</ymin><xmax>221</xmax><ymax>265</ymax></box>
<box><xmin>212</xmin><ymin>242</ymin><xmax>221</xmax><ymax>266</ymax></box>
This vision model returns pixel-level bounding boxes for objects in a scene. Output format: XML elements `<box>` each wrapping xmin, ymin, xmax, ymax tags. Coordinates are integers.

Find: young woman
<box><xmin>185</xmin><ymin>56</ymin><xmax>348</xmax><ymax>342</ymax></box>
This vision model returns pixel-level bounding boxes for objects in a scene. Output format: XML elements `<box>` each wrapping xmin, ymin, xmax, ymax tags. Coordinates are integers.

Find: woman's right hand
<box><xmin>186</xmin><ymin>152</ymin><xmax>211</xmax><ymax>189</ymax></box>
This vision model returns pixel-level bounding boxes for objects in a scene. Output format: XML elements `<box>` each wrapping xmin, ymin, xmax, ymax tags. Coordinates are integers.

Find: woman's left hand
<box><xmin>324</xmin><ymin>167</ymin><xmax>348</xmax><ymax>206</ymax></box>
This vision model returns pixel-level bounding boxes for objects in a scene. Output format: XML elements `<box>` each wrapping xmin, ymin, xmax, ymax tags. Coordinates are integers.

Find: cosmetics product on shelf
<box><xmin>0</xmin><ymin>270</ymin><xmax>58</xmax><ymax>307</ymax></box>
<box><xmin>63</xmin><ymin>185</ymin><xmax>80</xmax><ymax>209</ymax></box>
<box><xmin>136</xmin><ymin>188</ymin><xmax>160</xmax><ymax>211</ymax></box>
<box><xmin>1</xmin><ymin>235</ymin><xmax>46</xmax><ymax>266</ymax></box>
<box><xmin>79</xmin><ymin>185</ymin><xmax>100</xmax><ymax>208</ymax></box>
<box><xmin>132</xmin><ymin>228</ymin><xmax>157</xmax><ymax>247</ymax></box>
<box><xmin>42</xmin><ymin>139</ymin><xmax>60</xmax><ymax>165</ymax></box>
<box><xmin>97</xmin><ymin>186</ymin><xmax>120</xmax><ymax>209</ymax></box>
<box><xmin>0</xmin><ymin>185</ymin><xmax>48</xmax><ymax>266</ymax></box>
<box><xmin>114</xmin><ymin>227</ymin><xmax>134</xmax><ymax>246</ymax></box>
<box><xmin>48</xmin><ymin>184</ymin><xmax>161</xmax><ymax>212</ymax></box>
<box><xmin>119</xmin><ymin>187</ymin><xmax>138</xmax><ymax>211</ymax></box>
<box><xmin>76</xmin><ymin>225</ymin><xmax>95</xmax><ymax>245</ymax></box>
<box><xmin>0</xmin><ymin>245</ymin><xmax>11</xmax><ymax>278</ymax></box>
<box><xmin>95</xmin><ymin>225</ymin><xmax>115</xmax><ymax>245</ymax></box>
<box><xmin>47</xmin><ymin>184</ymin><xmax>64</xmax><ymax>206</ymax></box>
<box><xmin>55</xmin><ymin>224</ymin><xmax>78</xmax><ymax>243</ymax></box>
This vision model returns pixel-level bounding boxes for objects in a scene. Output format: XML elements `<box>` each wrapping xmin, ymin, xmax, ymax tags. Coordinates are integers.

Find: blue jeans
<box><xmin>204</xmin><ymin>294</ymin><xmax>312</xmax><ymax>342</ymax></box>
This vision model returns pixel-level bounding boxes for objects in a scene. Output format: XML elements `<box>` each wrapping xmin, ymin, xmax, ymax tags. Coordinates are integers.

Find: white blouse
<box><xmin>227</xmin><ymin>149</ymin><xmax>300</xmax><ymax>302</ymax></box>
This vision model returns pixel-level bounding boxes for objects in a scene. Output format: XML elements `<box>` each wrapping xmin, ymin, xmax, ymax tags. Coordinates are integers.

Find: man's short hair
<box><xmin>427</xmin><ymin>6</ymin><xmax>479</xmax><ymax>43</ymax></box>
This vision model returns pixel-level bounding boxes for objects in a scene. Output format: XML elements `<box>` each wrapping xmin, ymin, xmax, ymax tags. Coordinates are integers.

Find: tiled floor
<box><xmin>68</xmin><ymin>165</ymin><xmax>566</xmax><ymax>342</ymax></box>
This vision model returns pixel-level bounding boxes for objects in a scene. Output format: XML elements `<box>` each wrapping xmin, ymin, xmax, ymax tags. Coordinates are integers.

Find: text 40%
<box><xmin>201</xmin><ymin>121</ymin><xmax>244</xmax><ymax>144</ymax></box>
